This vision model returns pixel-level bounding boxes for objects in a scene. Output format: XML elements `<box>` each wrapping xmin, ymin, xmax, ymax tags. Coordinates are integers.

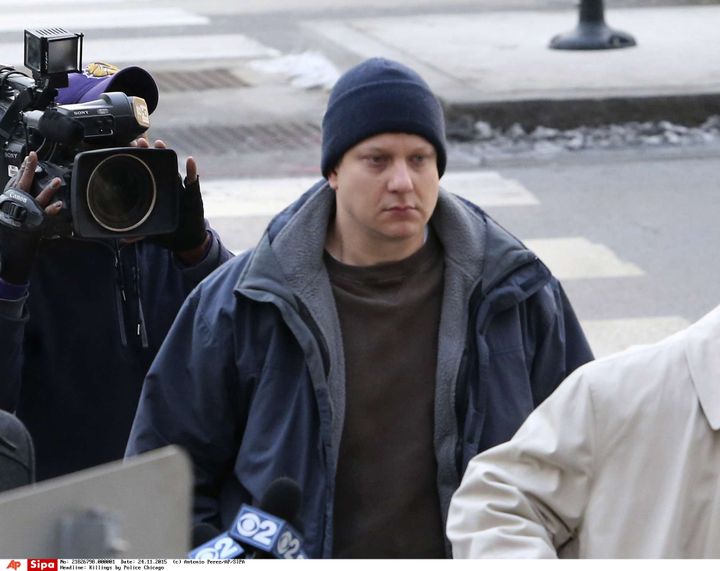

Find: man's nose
<box><xmin>387</xmin><ymin>160</ymin><xmax>413</xmax><ymax>192</ymax></box>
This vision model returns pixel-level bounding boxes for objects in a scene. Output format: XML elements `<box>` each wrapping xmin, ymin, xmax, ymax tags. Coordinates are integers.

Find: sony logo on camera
<box><xmin>0</xmin><ymin>28</ymin><xmax>179</xmax><ymax>240</ymax></box>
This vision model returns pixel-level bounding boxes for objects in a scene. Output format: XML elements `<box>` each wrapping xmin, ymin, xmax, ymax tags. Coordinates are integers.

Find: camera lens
<box><xmin>86</xmin><ymin>153</ymin><xmax>156</xmax><ymax>232</ymax></box>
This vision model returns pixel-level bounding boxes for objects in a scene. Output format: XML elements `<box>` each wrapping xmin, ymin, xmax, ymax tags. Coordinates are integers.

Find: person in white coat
<box><xmin>447</xmin><ymin>304</ymin><xmax>720</xmax><ymax>558</ymax></box>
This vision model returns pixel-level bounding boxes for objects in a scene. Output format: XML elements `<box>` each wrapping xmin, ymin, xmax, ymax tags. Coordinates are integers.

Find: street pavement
<box><xmin>4</xmin><ymin>1</ymin><xmax>720</xmax><ymax>130</ymax></box>
<box><xmin>2</xmin><ymin>0</ymin><xmax>719</xmax><ymax>357</ymax></box>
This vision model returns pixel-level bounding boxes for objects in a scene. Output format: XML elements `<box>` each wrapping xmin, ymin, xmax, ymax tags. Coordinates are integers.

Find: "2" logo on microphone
<box><xmin>188</xmin><ymin>532</ymin><xmax>245</xmax><ymax>560</ymax></box>
<box><xmin>234</xmin><ymin>510</ymin><xmax>279</xmax><ymax>547</ymax></box>
<box><xmin>231</xmin><ymin>506</ymin><xmax>307</xmax><ymax>559</ymax></box>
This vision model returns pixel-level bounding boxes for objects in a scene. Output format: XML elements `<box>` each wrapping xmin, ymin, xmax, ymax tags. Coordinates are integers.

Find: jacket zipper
<box><xmin>113</xmin><ymin>241</ymin><xmax>129</xmax><ymax>347</ymax></box>
<box><xmin>113</xmin><ymin>241</ymin><xmax>149</xmax><ymax>349</ymax></box>
<box><xmin>294</xmin><ymin>296</ymin><xmax>331</xmax><ymax>377</ymax></box>
<box><xmin>132</xmin><ymin>243</ymin><xmax>149</xmax><ymax>349</ymax></box>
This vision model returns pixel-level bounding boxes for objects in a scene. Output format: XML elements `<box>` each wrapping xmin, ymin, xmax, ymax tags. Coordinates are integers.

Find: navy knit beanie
<box><xmin>321</xmin><ymin>58</ymin><xmax>447</xmax><ymax>178</ymax></box>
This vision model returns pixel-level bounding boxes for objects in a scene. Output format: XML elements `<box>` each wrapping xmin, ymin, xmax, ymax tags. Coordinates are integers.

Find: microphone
<box><xmin>259</xmin><ymin>477</ymin><xmax>302</xmax><ymax>525</ymax></box>
<box><xmin>187</xmin><ymin>523</ymin><xmax>245</xmax><ymax>560</ymax></box>
<box><xmin>191</xmin><ymin>523</ymin><xmax>221</xmax><ymax>548</ymax></box>
<box><xmin>228</xmin><ymin>478</ymin><xmax>307</xmax><ymax>559</ymax></box>
<box><xmin>28</xmin><ymin>109</ymin><xmax>84</xmax><ymax>146</ymax></box>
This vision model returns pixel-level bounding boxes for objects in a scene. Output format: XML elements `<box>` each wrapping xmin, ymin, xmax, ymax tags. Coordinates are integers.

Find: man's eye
<box><xmin>411</xmin><ymin>154</ymin><xmax>428</xmax><ymax>164</ymax></box>
<box><xmin>366</xmin><ymin>155</ymin><xmax>387</xmax><ymax>165</ymax></box>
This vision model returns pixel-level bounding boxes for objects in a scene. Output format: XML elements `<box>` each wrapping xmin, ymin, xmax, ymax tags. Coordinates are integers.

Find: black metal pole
<box><xmin>549</xmin><ymin>0</ymin><xmax>636</xmax><ymax>50</ymax></box>
<box><xmin>579</xmin><ymin>0</ymin><xmax>605</xmax><ymax>23</ymax></box>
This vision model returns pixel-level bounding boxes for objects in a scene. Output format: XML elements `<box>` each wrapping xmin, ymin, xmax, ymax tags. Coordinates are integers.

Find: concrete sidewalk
<box><xmin>299</xmin><ymin>4</ymin><xmax>720</xmax><ymax>128</ymax></box>
<box><xmin>116</xmin><ymin>1</ymin><xmax>720</xmax><ymax>146</ymax></box>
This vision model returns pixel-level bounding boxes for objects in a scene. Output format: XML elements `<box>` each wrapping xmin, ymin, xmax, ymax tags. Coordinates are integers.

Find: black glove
<box><xmin>0</xmin><ymin>188</ymin><xmax>46</xmax><ymax>285</ymax></box>
<box><xmin>152</xmin><ymin>176</ymin><xmax>207</xmax><ymax>252</ymax></box>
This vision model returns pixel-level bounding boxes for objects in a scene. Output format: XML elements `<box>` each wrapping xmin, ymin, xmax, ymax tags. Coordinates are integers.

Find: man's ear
<box><xmin>328</xmin><ymin>169</ymin><xmax>339</xmax><ymax>191</ymax></box>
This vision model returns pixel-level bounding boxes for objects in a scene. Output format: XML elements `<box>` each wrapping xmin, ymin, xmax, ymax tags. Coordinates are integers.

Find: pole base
<box><xmin>550</xmin><ymin>22</ymin><xmax>636</xmax><ymax>50</ymax></box>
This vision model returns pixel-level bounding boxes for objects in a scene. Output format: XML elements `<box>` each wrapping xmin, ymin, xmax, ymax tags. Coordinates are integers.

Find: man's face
<box><xmin>327</xmin><ymin>133</ymin><xmax>440</xmax><ymax>263</ymax></box>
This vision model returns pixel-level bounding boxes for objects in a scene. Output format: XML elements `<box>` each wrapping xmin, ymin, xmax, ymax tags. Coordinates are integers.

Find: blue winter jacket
<box><xmin>0</xmin><ymin>232</ymin><xmax>232</xmax><ymax>480</ymax></box>
<box><xmin>126</xmin><ymin>182</ymin><xmax>593</xmax><ymax>557</ymax></box>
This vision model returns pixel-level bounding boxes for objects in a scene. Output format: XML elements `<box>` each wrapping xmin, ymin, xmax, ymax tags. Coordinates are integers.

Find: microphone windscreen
<box><xmin>191</xmin><ymin>523</ymin><xmax>222</xmax><ymax>548</ymax></box>
<box><xmin>259</xmin><ymin>477</ymin><xmax>302</xmax><ymax>524</ymax></box>
<box><xmin>38</xmin><ymin>109</ymin><xmax>84</xmax><ymax>146</ymax></box>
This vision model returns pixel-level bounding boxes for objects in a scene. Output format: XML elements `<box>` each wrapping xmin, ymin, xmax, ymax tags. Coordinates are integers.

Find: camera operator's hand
<box><xmin>0</xmin><ymin>152</ymin><xmax>62</xmax><ymax>285</ymax></box>
<box><xmin>133</xmin><ymin>138</ymin><xmax>210</xmax><ymax>265</ymax></box>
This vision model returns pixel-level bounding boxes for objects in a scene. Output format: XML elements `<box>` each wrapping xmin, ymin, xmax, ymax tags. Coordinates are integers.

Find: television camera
<box><xmin>0</xmin><ymin>29</ymin><xmax>178</xmax><ymax>240</ymax></box>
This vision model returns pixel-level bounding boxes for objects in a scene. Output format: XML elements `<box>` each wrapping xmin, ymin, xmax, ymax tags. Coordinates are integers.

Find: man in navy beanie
<box><xmin>127</xmin><ymin>58</ymin><xmax>593</xmax><ymax>558</ymax></box>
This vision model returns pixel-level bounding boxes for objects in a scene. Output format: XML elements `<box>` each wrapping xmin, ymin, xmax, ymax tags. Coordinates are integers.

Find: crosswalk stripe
<box><xmin>580</xmin><ymin>316</ymin><xmax>691</xmax><ymax>358</ymax></box>
<box><xmin>524</xmin><ymin>237</ymin><xmax>645</xmax><ymax>280</ymax></box>
<box><xmin>2</xmin><ymin>0</ymin><xmax>147</xmax><ymax>5</ymax></box>
<box><xmin>203</xmin><ymin>177</ymin><xmax>320</xmax><ymax>218</ymax></box>
<box><xmin>0</xmin><ymin>8</ymin><xmax>208</xmax><ymax>33</ymax></box>
<box><xmin>201</xmin><ymin>171</ymin><xmax>539</xmax><ymax>218</ymax></box>
<box><xmin>444</xmin><ymin>171</ymin><xmax>539</xmax><ymax>207</ymax></box>
<box><xmin>0</xmin><ymin>34</ymin><xmax>280</xmax><ymax>68</ymax></box>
